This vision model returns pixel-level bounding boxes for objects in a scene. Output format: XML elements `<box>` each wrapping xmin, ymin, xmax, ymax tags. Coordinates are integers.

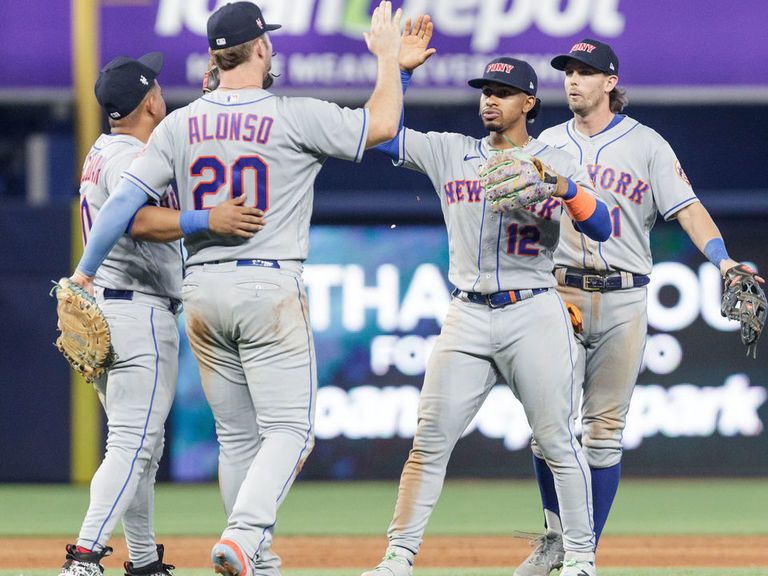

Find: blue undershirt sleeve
<box><xmin>566</xmin><ymin>179</ymin><xmax>611</xmax><ymax>242</ymax></box>
<box><xmin>78</xmin><ymin>179</ymin><xmax>152</xmax><ymax>276</ymax></box>
<box><xmin>375</xmin><ymin>70</ymin><xmax>412</xmax><ymax>161</ymax></box>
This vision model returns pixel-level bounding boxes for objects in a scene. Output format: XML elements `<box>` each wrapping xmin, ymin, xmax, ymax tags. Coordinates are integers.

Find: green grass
<box><xmin>1</xmin><ymin>479</ymin><xmax>767</xmax><ymax>575</ymax></box>
<box><xmin>2</xmin><ymin>479</ymin><xmax>766</xmax><ymax>537</ymax></box>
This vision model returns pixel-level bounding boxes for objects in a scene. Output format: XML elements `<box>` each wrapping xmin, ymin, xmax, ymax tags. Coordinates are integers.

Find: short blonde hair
<box><xmin>211</xmin><ymin>39</ymin><xmax>257</xmax><ymax>71</ymax></box>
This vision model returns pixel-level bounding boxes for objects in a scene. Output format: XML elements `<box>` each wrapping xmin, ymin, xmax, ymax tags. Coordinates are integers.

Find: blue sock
<box><xmin>591</xmin><ymin>462</ymin><xmax>621</xmax><ymax>544</ymax></box>
<box><xmin>532</xmin><ymin>454</ymin><xmax>560</xmax><ymax>527</ymax></box>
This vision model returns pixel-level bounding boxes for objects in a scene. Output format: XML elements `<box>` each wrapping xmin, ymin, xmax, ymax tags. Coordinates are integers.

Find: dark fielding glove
<box><xmin>721</xmin><ymin>264</ymin><xmax>767</xmax><ymax>358</ymax></box>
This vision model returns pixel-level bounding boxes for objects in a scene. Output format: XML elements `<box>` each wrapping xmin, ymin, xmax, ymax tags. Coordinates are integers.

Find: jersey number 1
<box><xmin>191</xmin><ymin>155</ymin><xmax>269</xmax><ymax>211</ymax></box>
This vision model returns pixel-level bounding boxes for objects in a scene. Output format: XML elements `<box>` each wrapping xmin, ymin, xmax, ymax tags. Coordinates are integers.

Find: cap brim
<box><xmin>265</xmin><ymin>24</ymin><xmax>281</xmax><ymax>31</ymax></box>
<box><xmin>138</xmin><ymin>52</ymin><xmax>164</xmax><ymax>75</ymax></box>
<box><xmin>467</xmin><ymin>78</ymin><xmax>485</xmax><ymax>89</ymax></box>
<box><xmin>551</xmin><ymin>54</ymin><xmax>576</xmax><ymax>71</ymax></box>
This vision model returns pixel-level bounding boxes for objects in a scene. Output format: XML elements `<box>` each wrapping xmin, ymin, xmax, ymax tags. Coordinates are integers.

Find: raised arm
<box><xmin>363</xmin><ymin>1</ymin><xmax>403</xmax><ymax>148</ymax></box>
<box><xmin>375</xmin><ymin>13</ymin><xmax>437</xmax><ymax>160</ymax></box>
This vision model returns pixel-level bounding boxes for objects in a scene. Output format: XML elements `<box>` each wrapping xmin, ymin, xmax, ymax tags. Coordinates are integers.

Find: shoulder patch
<box><xmin>675</xmin><ymin>159</ymin><xmax>691</xmax><ymax>186</ymax></box>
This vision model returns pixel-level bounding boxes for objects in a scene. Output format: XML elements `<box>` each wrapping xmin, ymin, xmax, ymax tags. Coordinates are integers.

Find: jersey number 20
<box><xmin>191</xmin><ymin>155</ymin><xmax>268</xmax><ymax>211</ymax></box>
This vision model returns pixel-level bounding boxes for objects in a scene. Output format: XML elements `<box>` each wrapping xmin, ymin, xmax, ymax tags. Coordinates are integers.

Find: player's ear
<box><xmin>604</xmin><ymin>75</ymin><xmax>618</xmax><ymax>93</ymax></box>
<box><xmin>522</xmin><ymin>94</ymin><xmax>536</xmax><ymax>114</ymax></box>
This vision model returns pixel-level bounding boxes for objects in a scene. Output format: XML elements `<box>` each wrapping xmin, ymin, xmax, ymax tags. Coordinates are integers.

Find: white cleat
<box><xmin>361</xmin><ymin>546</ymin><xmax>414</xmax><ymax>576</ymax></box>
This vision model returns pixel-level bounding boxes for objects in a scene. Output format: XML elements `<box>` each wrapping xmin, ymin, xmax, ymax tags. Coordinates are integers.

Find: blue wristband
<box><xmin>563</xmin><ymin>178</ymin><xmax>578</xmax><ymax>200</ymax></box>
<box><xmin>179</xmin><ymin>210</ymin><xmax>210</xmax><ymax>236</ymax></box>
<box><xmin>704</xmin><ymin>238</ymin><xmax>729</xmax><ymax>267</ymax></box>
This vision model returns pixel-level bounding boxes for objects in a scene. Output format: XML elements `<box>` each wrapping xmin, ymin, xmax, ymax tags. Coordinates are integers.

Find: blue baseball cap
<box><xmin>468</xmin><ymin>57</ymin><xmax>538</xmax><ymax>95</ymax></box>
<box><xmin>208</xmin><ymin>2</ymin><xmax>281</xmax><ymax>50</ymax></box>
<box><xmin>551</xmin><ymin>38</ymin><xmax>619</xmax><ymax>75</ymax></box>
<box><xmin>94</xmin><ymin>52</ymin><xmax>163</xmax><ymax>119</ymax></box>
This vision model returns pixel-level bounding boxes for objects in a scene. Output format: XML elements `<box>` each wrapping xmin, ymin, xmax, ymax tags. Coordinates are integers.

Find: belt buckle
<box><xmin>582</xmin><ymin>274</ymin><xmax>604</xmax><ymax>291</ymax></box>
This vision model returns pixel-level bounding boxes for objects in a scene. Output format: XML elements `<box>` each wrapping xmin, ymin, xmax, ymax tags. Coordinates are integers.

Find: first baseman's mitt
<box><xmin>479</xmin><ymin>149</ymin><xmax>559</xmax><ymax>213</ymax></box>
<box><xmin>51</xmin><ymin>278</ymin><xmax>116</xmax><ymax>381</ymax></box>
<box><xmin>720</xmin><ymin>264</ymin><xmax>767</xmax><ymax>358</ymax></box>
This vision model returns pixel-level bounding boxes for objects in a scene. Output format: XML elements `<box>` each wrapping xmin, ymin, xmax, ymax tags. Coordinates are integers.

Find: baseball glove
<box><xmin>203</xmin><ymin>64</ymin><xmax>220</xmax><ymax>93</ymax></box>
<box><xmin>51</xmin><ymin>278</ymin><xmax>116</xmax><ymax>381</ymax></box>
<box><xmin>479</xmin><ymin>149</ymin><xmax>559</xmax><ymax>213</ymax></box>
<box><xmin>720</xmin><ymin>264</ymin><xmax>767</xmax><ymax>358</ymax></box>
<box><xmin>565</xmin><ymin>301</ymin><xmax>584</xmax><ymax>335</ymax></box>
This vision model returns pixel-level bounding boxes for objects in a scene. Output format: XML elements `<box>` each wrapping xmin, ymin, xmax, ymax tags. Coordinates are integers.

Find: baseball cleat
<box><xmin>361</xmin><ymin>546</ymin><xmax>414</xmax><ymax>576</ymax></box>
<box><xmin>211</xmin><ymin>540</ymin><xmax>250</xmax><ymax>576</ymax></box>
<box><xmin>513</xmin><ymin>531</ymin><xmax>564</xmax><ymax>576</ymax></box>
<box><xmin>59</xmin><ymin>544</ymin><xmax>113</xmax><ymax>576</ymax></box>
<box><xmin>123</xmin><ymin>544</ymin><xmax>175</xmax><ymax>576</ymax></box>
<box><xmin>559</xmin><ymin>558</ymin><xmax>596</xmax><ymax>576</ymax></box>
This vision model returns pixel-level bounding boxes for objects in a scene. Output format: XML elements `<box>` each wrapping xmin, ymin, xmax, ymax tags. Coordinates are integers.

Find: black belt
<box><xmin>452</xmin><ymin>287</ymin><xmax>548</xmax><ymax>309</ymax></box>
<box><xmin>103</xmin><ymin>288</ymin><xmax>181</xmax><ymax>314</ymax></box>
<box><xmin>562</xmin><ymin>268</ymin><xmax>649</xmax><ymax>292</ymax></box>
<box><xmin>190</xmin><ymin>259</ymin><xmax>280</xmax><ymax>269</ymax></box>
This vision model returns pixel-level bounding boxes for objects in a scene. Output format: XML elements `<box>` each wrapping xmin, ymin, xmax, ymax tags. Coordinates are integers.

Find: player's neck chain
<box><xmin>501</xmin><ymin>133</ymin><xmax>532</xmax><ymax>149</ymax></box>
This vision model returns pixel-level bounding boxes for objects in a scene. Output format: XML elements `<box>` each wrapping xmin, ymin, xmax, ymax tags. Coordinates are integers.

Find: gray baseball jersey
<box><xmin>124</xmin><ymin>90</ymin><xmax>369</xmax><ymax>265</ymax></box>
<box><xmin>394</xmin><ymin>130</ymin><xmax>599</xmax><ymax>290</ymax></box>
<box><xmin>76</xmin><ymin>132</ymin><xmax>181</xmax><ymax>567</ymax></box>
<box><xmin>383</xmin><ymin>130</ymin><xmax>598</xmax><ymax>557</ymax></box>
<box><xmin>120</xmin><ymin>88</ymin><xmax>369</xmax><ymax>573</ymax></box>
<box><xmin>80</xmin><ymin>133</ymin><xmax>182</xmax><ymax>298</ymax></box>
<box><xmin>539</xmin><ymin>115</ymin><xmax>698</xmax><ymax>275</ymax></box>
<box><xmin>528</xmin><ymin>114</ymin><xmax>699</xmax><ymax>548</ymax></box>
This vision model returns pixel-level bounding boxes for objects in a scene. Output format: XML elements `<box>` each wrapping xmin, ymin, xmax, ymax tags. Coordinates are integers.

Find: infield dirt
<box><xmin>5</xmin><ymin>535</ymin><xmax>768</xmax><ymax>569</ymax></box>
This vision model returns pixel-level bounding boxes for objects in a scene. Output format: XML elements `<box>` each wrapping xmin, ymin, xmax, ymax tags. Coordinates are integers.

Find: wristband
<box><xmin>704</xmin><ymin>238</ymin><xmax>729</xmax><ymax>267</ymax></box>
<box><xmin>179</xmin><ymin>210</ymin><xmax>210</xmax><ymax>236</ymax></box>
<box><xmin>563</xmin><ymin>178</ymin><xmax>578</xmax><ymax>200</ymax></box>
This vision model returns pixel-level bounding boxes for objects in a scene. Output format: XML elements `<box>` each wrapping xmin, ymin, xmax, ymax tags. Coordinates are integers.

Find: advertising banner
<box><xmin>6</xmin><ymin>1</ymin><xmax>768</xmax><ymax>99</ymax></box>
<box><xmin>169</xmin><ymin>223</ymin><xmax>768</xmax><ymax>482</ymax></box>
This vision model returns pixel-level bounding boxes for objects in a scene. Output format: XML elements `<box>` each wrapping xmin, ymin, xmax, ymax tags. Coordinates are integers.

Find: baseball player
<box><xmin>515</xmin><ymin>38</ymin><xmax>759</xmax><ymax>576</ymax></box>
<box><xmin>67</xmin><ymin>2</ymin><xmax>404</xmax><ymax>575</ymax></box>
<box><xmin>60</xmin><ymin>53</ymin><xmax>264</xmax><ymax>576</ymax></box>
<box><xmin>361</xmin><ymin>23</ymin><xmax>611</xmax><ymax>576</ymax></box>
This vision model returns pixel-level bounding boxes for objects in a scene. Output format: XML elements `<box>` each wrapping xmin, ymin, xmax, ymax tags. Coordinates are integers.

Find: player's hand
<box><xmin>61</xmin><ymin>272</ymin><xmax>94</xmax><ymax>333</ymax></box>
<box><xmin>364</xmin><ymin>1</ymin><xmax>403</xmax><ymax>62</ymax></box>
<box><xmin>720</xmin><ymin>259</ymin><xmax>765</xmax><ymax>283</ymax></box>
<box><xmin>399</xmin><ymin>14</ymin><xmax>436</xmax><ymax>74</ymax></box>
<box><xmin>69</xmin><ymin>270</ymin><xmax>94</xmax><ymax>296</ymax></box>
<box><xmin>209</xmin><ymin>194</ymin><xmax>265</xmax><ymax>238</ymax></box>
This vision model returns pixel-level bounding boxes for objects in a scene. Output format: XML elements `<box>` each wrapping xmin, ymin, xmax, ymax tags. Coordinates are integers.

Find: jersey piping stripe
<box><xmin>565</xmin><ymin>122</ymin><xmax>584</xmax><ymax>164</ymax></box>
<box><xmin>494</xmin><ymin>217</ymin><xmax>503</xmax><ymax>291</ymax></box>
<box><xmin>200</xmin><ymin>94</ymin><xmax>275</xmax><ymax>107</ymax></box>
<box><xmin>530</xmin><ymin>144</ymin><xmax>548</xmax><ymax>157</ymax></box>
<box><xmin>397</xmin><ymin>126</ymin><xmax>406</xmax><ymax>167</ymax></box>
<box><xmin>354</xmin><ymin>108</ymin><xmax>368</xmax><ymax>163</ymax></box>
<box><xmin>90</xmin><ymin>307</ymin><xmax>161</xmax><ymax>549</ymax></box>
<box><xmin>594</xmin><ymin>121</ymin><xmax>640</xmax><ymax>165</ymax></box>
<box><xmin>253</xmin><ymin>277</ymin><xmax>315</xmax><ymax>563</ymax></box>
<box><xmin>122</xmin><ymin>172</ymin><xmax>163</xmax><ymax>202</ymax></box>
<box><xmin>558</xmin><ymin>297</ymin><xmax>596</xmax><ymax>547</ymax></box>
<box><xmin>662</xmin><ymin>196</ymin><xmax>699</xmax><ymax>219</ymax></box>
<box><xmin>471</xmin><ymin>144</ymin><xmax>491</xmax><ymax>292</ymax></box>
<box><xmin>597</xmin><ymin>237</ymin><xmax>609</xmax><ymax>269</ymax></box>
